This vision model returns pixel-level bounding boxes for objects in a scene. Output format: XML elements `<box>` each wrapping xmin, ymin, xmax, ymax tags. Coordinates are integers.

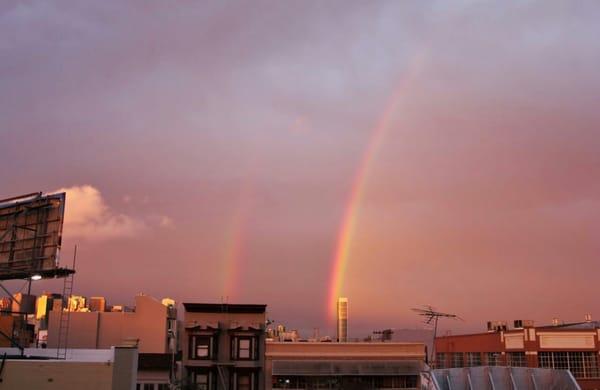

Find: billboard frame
<box><xmin>0</xmin><ymin>192</ymin><xmax>74</xmax><ymax>281</ymax></box>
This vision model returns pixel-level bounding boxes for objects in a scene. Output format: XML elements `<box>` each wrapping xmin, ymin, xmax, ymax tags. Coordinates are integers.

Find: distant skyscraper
<box><xmin>337</xmin><ymin>297</ymin><xmax>348</xmax><ymax>342</ymax></box>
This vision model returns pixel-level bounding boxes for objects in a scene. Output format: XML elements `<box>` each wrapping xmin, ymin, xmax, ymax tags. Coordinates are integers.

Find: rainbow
<box><xmin>222</xmin><ymin>158</ymin><xmax>259</xmax><ymax>299</ymax></box>
<box><xmin>327</xmin><ymin>52</ymin><xmax>427</xmax><ymax>319</ymax></box>
<box><xmin>221</xmin><ymin>203</ymin><xmax>250</xmax><ymax>299</ymax></box>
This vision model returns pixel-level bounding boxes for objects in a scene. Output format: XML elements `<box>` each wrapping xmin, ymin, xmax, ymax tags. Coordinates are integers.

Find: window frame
<box><xmin>189</xmin><ymin>334</ymin><xmax>215</xmax><ymax>360</ymax></box>
<box><xmin>231</xmin><ymin>335</ymin><xmax>258</xmax><ymax>361</ymax></box>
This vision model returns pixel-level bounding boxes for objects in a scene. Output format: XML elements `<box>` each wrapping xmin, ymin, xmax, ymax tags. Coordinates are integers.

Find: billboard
<box><xmin>0</xmin><ymin>192</ymin><xmax>71</xmax><ymax>280</ymax></box>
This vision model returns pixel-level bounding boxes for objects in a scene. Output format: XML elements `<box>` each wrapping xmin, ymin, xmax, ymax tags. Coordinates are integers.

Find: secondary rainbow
<box><xmin>222</xmin><ymin>157</ymin><xmax>259</xmax><ymax>299</ymax></box>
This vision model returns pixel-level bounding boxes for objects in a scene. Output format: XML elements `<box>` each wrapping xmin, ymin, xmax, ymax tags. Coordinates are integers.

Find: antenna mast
<box><xmin>412</xmin><ymin>305</ymin><xmax>462</xmax><ymax>366</ymax></box>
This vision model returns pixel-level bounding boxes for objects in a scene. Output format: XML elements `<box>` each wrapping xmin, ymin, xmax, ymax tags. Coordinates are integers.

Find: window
<box><xmin>191</xmin><ymin>371</ymin><xmax>213</xmax><ymax>390</ymax></box>
<box><xmin>190</xmin><ymin>335</ymin><xmax>214</xmax><ymax>360</ymax></box>
<box><xmin>553</xmin><ymin>352</ymin><xmax>569</xmax><ymax>370</ymax></box>
<box><xmin>450</xmin><ymin>352</ymin><xmax>464</xmax><ymax>368</ymax></box>
<box><xmin>233</xmin><ymin>371</ymin><xmax>258</xmax><ymax>390</ymax></box>
<box><xmin>507</xmin><ymin>352</ymin><xmax>526</xmax><ymax>367</ymax></box>
<box><xmin>584</xmin><ymin>352</ymin><xmax>599</xmax><ymax>378</ymax></box>
<box><xmin>196</xmin><ymin>373</ymin><xmax>209</xmax><ymax>390</ymax></box>
<box><xmin>239</xmin><ymin>339</ymin><xmax>251</xmax><ymax>359</ymax></box>
<box><xmin>237</xmin><ymin>374</ymin><xmax>251</xmax><ymax>390</ymax></box>
<box><xmin>135</xmin><ymin>385</ymin><xmax>155</xmax><ymax>390</ymax></box>
<box><xmin>538</xmin><ymin>351</ymin><xmax>600</xmax><ymax>378</ymax></box>
<box><xmin>373</xmin><ymin>375</ymin><xmax>418</xmax><ymax>388</ymax></box>
<box><xmin>486</xmin><ymin>352</ymin><xmax>501</xmax><ymax>366</ymax></box>
<box><xmin>232</xmin><ymin>336</ymin><xmax>257</xmax><ymax>360</ymax></box>
<box><xmin>538</xmin><ymin>351</ymin><xmax>553</xmax><ymax>369</ymax></box>
<box><xmin>466</xmin><ymin>352</ymin><xmax>482</xmax><ymax>367</ymax></box>
<box><xmin>435</xmin><ymin>353</ymin><xmax>446</xmax><ymax>368</ymax></box>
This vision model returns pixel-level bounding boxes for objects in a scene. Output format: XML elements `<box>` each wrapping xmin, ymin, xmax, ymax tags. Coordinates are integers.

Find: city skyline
<box><xmin>2</xmin><ymin>1</ymin><xmax>600</xmax><ymax>338</ymax></box>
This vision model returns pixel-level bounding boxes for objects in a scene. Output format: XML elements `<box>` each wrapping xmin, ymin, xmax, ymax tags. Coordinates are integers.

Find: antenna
<box><xmin>411</xmin><ymin>305</ymin><xmax>462</xmax><ymax>365</ymax></box>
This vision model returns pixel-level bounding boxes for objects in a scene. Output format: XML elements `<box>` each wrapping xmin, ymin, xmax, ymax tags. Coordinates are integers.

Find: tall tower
<box><xmin>337</xmin><ymin>297</ymin><xmax>348</xmax><ymax>342</ymax></box>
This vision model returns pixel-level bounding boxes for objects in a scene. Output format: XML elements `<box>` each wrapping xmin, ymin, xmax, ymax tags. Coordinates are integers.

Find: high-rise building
<box><xmin>337</xmin><ymin>297</ymin><xmax>348</xmax><ymax>342</ymax></box>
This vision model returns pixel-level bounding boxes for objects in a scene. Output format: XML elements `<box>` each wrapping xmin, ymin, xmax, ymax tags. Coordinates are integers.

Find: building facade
<box><xmin>183</xmin><ymin>303</ymin><xmax>267</xmax><ymax>390</ymax></box>
<box><xmin>435</xmin><ymin>320</ymin><xmax>600</xmax><ymax>390</ymax></box>
<box><xmin>265</xmin><ymin>341</ymin><xmax>427</xmax><ymax>390</ymax></box>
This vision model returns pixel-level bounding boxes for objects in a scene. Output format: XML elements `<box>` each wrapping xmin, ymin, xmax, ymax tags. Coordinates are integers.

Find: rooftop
<box><xmin>183</xmin><ymin>303</ymin><xmax>267</xmax><ymax>314</ymax></box>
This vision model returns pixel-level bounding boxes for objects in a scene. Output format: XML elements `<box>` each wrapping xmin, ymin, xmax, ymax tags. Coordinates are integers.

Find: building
<box><xmin>266</xmin><ymin>324</ymin><xmax>300</xmax><ymax>342</ymax></box>
<box><xmin>265</xmin><ymin>341</ymin><xmax>427</xmax><ymax>389</ymax></box>
<box><xmin>47</xmin><ymin>294</ymin><xmax>178</xmax><ymax>389</ymax></box>
<box><xmin>435</xmin><ymin>319</ymin><xmax>600</xmax><ymax>390</ymax></box>
<box><xmin>426</xmin><ymin>366</ymin><xmax>580</xmax><ymax>389</ymax></box>
<box><xmin>337</xmin><ymin>297</ymin><xmax>348</xmax><ymax>343</ymax></box>
<box><xmin>0</xmin><ymin>346</ymin><xmax>137</xmax><ymax>389</ymax></box>
<box><xmin>89</xmin><ymin>296</ymin><xmax>107</xmax><ymax>312</ymax></box>
<box><xmin>182</xmin><ymin>303</ymin><xmax>267</xmax><ymax>390</ymax></box>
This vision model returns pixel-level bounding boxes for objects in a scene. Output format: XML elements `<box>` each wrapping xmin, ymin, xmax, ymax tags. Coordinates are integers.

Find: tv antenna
<box><xmin>412</xmin><ymin>305</ymin><xmax>462</xmax><ymax>365</ymax></box>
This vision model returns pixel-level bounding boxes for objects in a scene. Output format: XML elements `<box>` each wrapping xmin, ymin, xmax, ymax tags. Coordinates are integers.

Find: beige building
<box><xmin>0</xmin><ymin>347</ymin><xmax>137</xmax><ymax>390</ymax></box>
<box><xmin>183</xmin><ymin>303</ymin><xmax>267</xmax><ymax>390</ymax></box>
<box><xmin>47</xmin><ymin>294</ymin><xmax>177</xmax><ymax>389</ymax></box>
<box><xmin>265</xmin><ymin>341</ymin><xmax>427</xmax><ymax>390</ymax></box>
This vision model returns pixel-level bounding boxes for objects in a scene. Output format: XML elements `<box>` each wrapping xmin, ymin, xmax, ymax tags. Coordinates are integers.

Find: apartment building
<box><xmin>183</xmin><ymin>303</ymin><xmax>267</xmax><ymax>390</ymax></box>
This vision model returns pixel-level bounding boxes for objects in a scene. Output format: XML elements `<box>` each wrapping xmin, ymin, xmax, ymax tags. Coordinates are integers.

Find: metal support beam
<box><xmin>466</xmin><ymin>371</ymin><xmax>474</xmax><ymax>390</ymax></box>
<box><xmin>530</xmin><ymin>371</ymin><xmax>538</xmax><ymax>390</ymax></box>
<box><xmin>488</xmin><ymin>369</ymin><xmax>496</xmax><ymax>390</ymax></box>
<box><xmin>509</xmin><ymin>368</ymin><xmax>518</xmax><ymax>390</ymax></box>
<box><xmin>446</xmin><ymin>372</ymin><xmax>453</xmax><ymax>390</ymax></box>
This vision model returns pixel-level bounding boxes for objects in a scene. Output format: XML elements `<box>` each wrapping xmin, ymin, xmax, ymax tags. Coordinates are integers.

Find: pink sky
<box><xmin>2</xmin><ymin>1</ymin><xmax>600</xmax><ymax>338</ymax></box>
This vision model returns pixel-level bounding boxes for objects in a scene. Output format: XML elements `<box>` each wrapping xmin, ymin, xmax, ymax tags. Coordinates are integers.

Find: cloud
<box><xmin>53</xmin><ymin>185</ymin><xmax>171</xmax><ymax>240</ymax></box>
<box><xmin>158</xmin><ymin>215</ymin><xmax>174</xmax><ymax>229</ymax></box>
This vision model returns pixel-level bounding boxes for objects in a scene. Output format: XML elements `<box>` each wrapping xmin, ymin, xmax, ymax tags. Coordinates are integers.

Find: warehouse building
<box><xmin>435</xmin><ymin>319</ymin><xmax>600</xmax><ymax>389</ymax></box>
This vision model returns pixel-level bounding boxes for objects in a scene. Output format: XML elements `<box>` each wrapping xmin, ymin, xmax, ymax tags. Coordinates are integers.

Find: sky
<box><xmin>2</xmin><ymin>1</ymin><xmax>600</xmax><ymax>338</ymax></box>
